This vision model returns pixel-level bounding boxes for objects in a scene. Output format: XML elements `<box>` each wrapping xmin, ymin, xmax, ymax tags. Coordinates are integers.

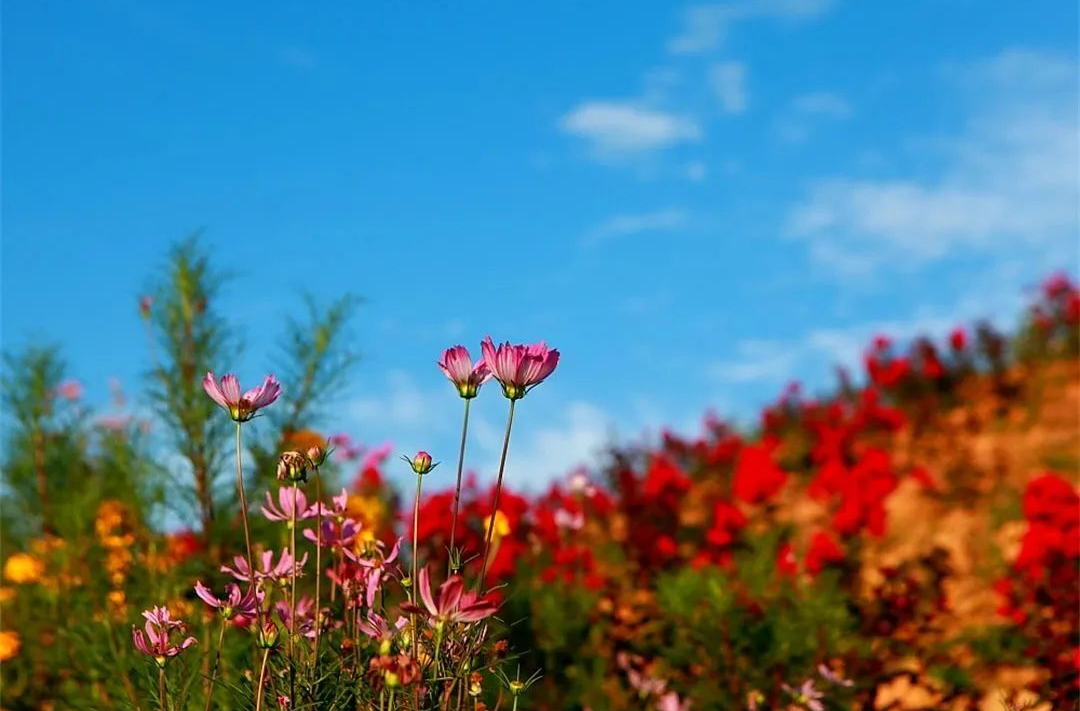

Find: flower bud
<box><xmin>468</xmin><ymin>672</ymin><xmax>483</xmax><ymax>697</ymax></box>
<box><xmin>405</xmin><ymin>451</ymin><xmax>435</xmax><ymax>475</ymax></box>
<box><xmin>276</xmin><ymin>451</ymin><xmax>311</xmax><ymax>483</ymax></box>
<box><xmin>257</xmin><ymin>621</ymin><xmax>280</xmax><ymax>649</ymax></box>
<box><xmin>306</xmin><ymin>445</ymin><xmax>327</xmax><ymax>467</ymax></box>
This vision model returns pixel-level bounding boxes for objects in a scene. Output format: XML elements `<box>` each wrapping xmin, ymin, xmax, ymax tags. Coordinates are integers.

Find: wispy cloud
<box><xmin>668</xmin><ymin>0</ymin><xmax>837</xmax><ymax>55</ymax></box>
<box><xmin>560</xmin><ymin>101</ymin><xmax>701</xmax><ymax>157</ymax></box>
<box><xmin>583</xmin><ymin>208</ymin><xmax>689</xmax><ymax>246</ymax></box>
<box><xmin>710</xmin><ymin>61</ymin><xmax>748</xmax><ymax>114</ymax></box>
<box><xmin>787</xmin><ymin>49</ymin><xmax>1079</xmax><ymax>277</ymax></box>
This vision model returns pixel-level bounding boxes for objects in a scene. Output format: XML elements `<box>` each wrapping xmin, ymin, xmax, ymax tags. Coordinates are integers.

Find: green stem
<box><xmin>234</xmin><ymin>423</ymin><xmax>258</xmax><ymax>615</ymax></box>
<box><xmin>158</xmin><ymin>667</ymin><xmax>167</xmax><ymax>711</ymax></box>
<box><xmin>254</xmin><ymin>647</ymin><xmax>271</xmax><ymax>711</ymax></box>
<box><xmin>289</xmin><ymin>480</ymin><xmax>298</xmax><ymax>703</ymax></box>
<box><xmin>479</xmin><ymin>399</ymin><xmax>517</xmax><ymax>591</ymax></box>
<box><xmin>202</xmin><ymin>620</ymin><xmax>227</xmax><ymax>711</ymax></box>
<box><xmin>411</xmin><ymin>470</ymin><xmax>424</xmax><ymax>663</ymax></box>
<box><xmin>311</xmin><ymin>468</ymin><xmax>323</xmax><ymax>674</ymax></box>
<box><xmin>447</xmin><ymin>398</ymin><xmax>472</xmax><ymax>575</ymax></box>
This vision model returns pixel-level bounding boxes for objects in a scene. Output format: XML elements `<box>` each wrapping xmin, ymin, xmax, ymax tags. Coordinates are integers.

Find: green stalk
<box><xmin>447</xmin><ymin>398</ymin><xmax>472</xmax><ymax>575</ymax></box>
<box><xmin>479</xmin><ymin>399</ymin><xmax>516</xmax><ymax>590</ymax></box>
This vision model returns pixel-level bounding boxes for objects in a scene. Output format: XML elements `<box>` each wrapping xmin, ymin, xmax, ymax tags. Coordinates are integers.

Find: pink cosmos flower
<box><xmin>816</xmin><ymin>664</ymin><xmax>853</xmax><ymax>687</ymax></box>
<box><xmin>400</xmin><ymin>567</ymin><xmax>498</xmax><ymax>626</ymax></box>
<box><xmin>481</xmin><ymin>337</ymin><xmax>559</xmax><ymax>400</ymax></box>
<box><xmin>56</xmin><ymin>379</ymin><xmax>84</xmax><ymax>401</ymax></box>
<box><xmin>202</xmin><ymin>372</ymin><xmax>281</xmax><ymax>422</ymax></box>
<box><xmin>131</xmin><ymin>606</ymin><xmax>197</xmax><ymax>666</ymax></box>
<box><xmin>437</xmin><ymin>345</ymin><xmax>492</xmax><ymax>399</ymax></box>
<box><xmin>275</xmin><ymin>595</ymin><xmax>317</xmax><ymax>638</ymax></box>
<box><xmin>783</xmin><ymin>680</ymin><xmax>825</xmax><ymax>711</ymax></box>
<box><xmin>261</xmin><ymin>487</ymin><xmax>313</xmax><ymax>524</ymax></box>
<box><xmin>357</xmin><ymin>611</ymin><xmax>408</xmax><ymax>642</ymax></box>
<box><xmin>345</xmin><ymin>537</ymin><xmax>402</xmax><ymax>608</ymax></box>
<box><xmin>193</xmin><ymin>581</ymin><xmax>262</xmax><ymax>619</ymax></box>
<box><xmin>303</xmin><ymin>516</ymin><xmax>359</xmax><ymax>551</ymax></box>
<box><xmin>657</xmin><ymin>692</ymin><xmax>691</xmax><ymax>711</ymax></box>
<box><xmin>222</xmin><ymin>549</ymin><xmax>307</xmax><ymax>585</ymax></box>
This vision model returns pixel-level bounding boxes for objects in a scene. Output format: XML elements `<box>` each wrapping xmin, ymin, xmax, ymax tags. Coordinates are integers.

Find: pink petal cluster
<box><xmin>481</xmin><ymin>336</ymin><xmax>559</xmax><ymax>400</ymax></box>
<box><xmin>222</xmin><ymin>549</ymin><xmax>307</xmax><ymax>585</ymax></box>
<box><xmin>202</xmin><ymin>372</ymin><xmax>281</xmax><ymax>422</ymax></box>
<box><xmin>437</xmin><ymin>345</ymin><xmax>492</xmax><ymax>399</ymax></box>
<box><xmin>261</xmin><ymin>487</ymin><xmax>314</xmax><ymax>524</ymax></box>
<box><xmin>193</xmin><ymin>581</ymin><xmax>262</xmax><ymax>620</ymax></box>
<box><xmin>131</xmin><ymin>606</ymin><xmax>197</xmax><ymax>666</ymax></box>
<box><xmin>400</xmin><ymin>567</ymin><xmax>497</xmax><ymax>626</ymax></box>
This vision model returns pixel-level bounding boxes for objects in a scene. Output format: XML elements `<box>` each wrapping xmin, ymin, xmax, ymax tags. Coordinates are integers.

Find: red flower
<box><xmin>705</xmin><ymin>501</ymin><xmax>747</xmax><ymax>547</ymax></box>
<box><xmin>805</xmin><ymin>531</ymin><xmax>845</xmax><ymax>575</ymax></box>
<box><xmin>732</xmin><ymin>440</ymin><xmax>788</xmax><ymax>504</ymax></box>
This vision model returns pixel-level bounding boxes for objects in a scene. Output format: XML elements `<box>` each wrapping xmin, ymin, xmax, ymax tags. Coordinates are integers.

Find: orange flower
<box><xmin>282</xmin><ymin>428</ymin><xmax>326</xmax><ymax>454</ymax></box>
<box><xmin>0</xmin><ymin>630</ymin><xmax>20</xmax><ymax>661</ymax></box>
<box><xmin>4</xmin><ymin>554</ymin><xmax>44</xmax><ymax>584</ymax></box>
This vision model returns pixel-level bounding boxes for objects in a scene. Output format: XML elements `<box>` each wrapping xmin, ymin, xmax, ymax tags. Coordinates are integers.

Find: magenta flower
<box><xmin>357</xmin><ymin>611</ymin><xmax>408</xmax><ymax>644</ymax></box>
<box><xmin>56</xmin><ymin>379</ymin><xmax>84</xmax><ymax>401</ymax></box>
<box><xmin>480</xmin><ymin>337</ymin><xmax>559</xmax><ymax>400</ymax></box>
<box><xmin>437</xmin><ymin>345</ymin><xmax>492</xmax><ymax>399</ymax></box>
<box><xmin>345</xmin><ymin>537</ymin><xmax>402</xmax><ymax>607</ymax></box>
<box><xmin>193</xmin><ymin>581</ymin><xmax>262</xmax><ymax>619</ymax></box>
<box><xmin>222</xmin><ymin>549</ymin><xmax>307</xmax><ymax>586</ymax></box>
<box><xmin>303</xmin><ymin>517</ymin><xmax>359</xmax><ymax>551</ymax></box>
<box><xmin>274</xmin><ymin>595</ymin><xmax>317</xmax><ymax>638</ymax></box>
<box><xmin>657</xmin><ymin>692</ymin><xmax>691</xmax><ymax>711</ymax></box>
<box><xmin>261</xmin><ymin>487</ymin><xmax>313</xmax><ymax>525</ymax></box>
<box><xmin>400</xmin><ymin>567</ymin><xmax>497</xmax><ymax>627</ymax></box>
<box><xmin>202</xmin><ymin>372</ymin><xmax>281</xmax><ymax>422</ymax></box>
<box><xmin>131</xmin><ymin>606</ymin><xmax>197</xmax><ymax>667</ymax></box>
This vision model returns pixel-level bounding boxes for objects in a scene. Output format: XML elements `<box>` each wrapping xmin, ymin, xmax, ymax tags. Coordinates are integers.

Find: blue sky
<box><xmin>3</xmin><ymin>0</ymin><xmax>1078</xmax><ymax>492</ymax></box>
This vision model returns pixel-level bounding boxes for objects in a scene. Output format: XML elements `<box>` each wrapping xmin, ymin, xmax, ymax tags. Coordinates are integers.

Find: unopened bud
<box><xmin>277</xmin><ymin>451</ymin><xmax>311</xmax><ymax>483</ymax></box>
<box><xmin>404</xmin><ymin>451</ymin><xmax>436</xmax><ymax>475</ymax></box>
<box><xmin>257</xmin><ymin>621</ymin><xmax>280</xmax><ymax>649</ymax></box>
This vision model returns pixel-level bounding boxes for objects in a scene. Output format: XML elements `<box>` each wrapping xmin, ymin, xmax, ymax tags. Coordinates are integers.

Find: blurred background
<box><xmin>1</xmin><ymin>2</ymin><xmax>1078</xmax><ymax>710</ymax></box>
<box><xmin>4</xmin><ymin>1</ymin><xmax>1076</xmax><ymax>491</ymax></box>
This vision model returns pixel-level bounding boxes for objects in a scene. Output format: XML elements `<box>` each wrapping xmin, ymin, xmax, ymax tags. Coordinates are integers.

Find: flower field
<box><xmin>1</xmin><ymin>242</ymin><xmax>1077</xmax><ymax>711</ymax></box>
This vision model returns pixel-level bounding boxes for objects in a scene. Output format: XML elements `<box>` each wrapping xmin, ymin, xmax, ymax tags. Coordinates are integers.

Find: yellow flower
<box><xmin>347</xmin><ymin>495</ymin><xmax>385</xmax><ymax>529</ymax></box>
<box><xmin>485</xmin><ymin>510</ymin><xmax>511</xmax><ymax>539</ymax></box>
<box><xmin>0</xmin><ymin>630</ymin><xmax>21</xmax><ymax>661</ymax></box>
<box><xmin>4</xmin><ymin>554</ymin><xmax>44</xmax><ymax>584</ymax></box>
<box><xmin>107</xmin><ymin>590</ymin><xmax>126</xmax><ymax>618</ymax></box>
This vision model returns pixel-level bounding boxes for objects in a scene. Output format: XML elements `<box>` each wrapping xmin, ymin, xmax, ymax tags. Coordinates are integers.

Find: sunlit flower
<box><xmin>481</xmin><ymin>336</ymin><xmax>559</xmax><ymax>400</ymax></box>
<box><xmin>0</xmin><ymin>630</ymin><xmax>20</xmax><ymax>661</ymax></box>
<box><xmin>262</xmin><ymin>486</ymin><xmax>313</xmax><ymax>525</ymax></box>
<box><xmin>346</xmin><ymin>538</ymin><xmax>402</xmax><ymax>608</ymax></box>
<box><xmin>4</xmin><ymin>554</ymin><xmax>44</xmax><ymax>584</ymax></box>
<box><xmin>485</xmin><ymin>510</ymin><xmax>511</xmax><ymax>539</ymax></box>
<box><xmin>131</xmin><ymin>606</ymin><xmax>197</xmax><ymax>667</ymax></box>
<box><xmin>400</xmin><ymin>567</ymin><xmax>498</xmax><ymax>627</ymax></box>
<box><xmin>202</xmin><ymin>372</ymin><xmax>281</xmax><ymax>422</ymax></box>
<box><xmin>222</xmin><ymin>549</ymin><xmax>307</xmax><ymax>586</ymax></box>
<box><xmin>194</xmin><ymin>581</ymin><xmax>262</xmax><ymax>619</ymax></box>
<box><xmin>437</xmin><ymin>345</ymin><xmax>492</xmax><ymax>399</ymax></box>
<box><xmin>357</xmin><ymin>611</ymin><xmax>408</xmax><ymax>653</ymax></box>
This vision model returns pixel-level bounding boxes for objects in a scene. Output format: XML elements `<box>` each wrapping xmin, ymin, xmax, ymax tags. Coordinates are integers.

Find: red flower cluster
<box><xmin>732</xmin><ymin>439</ymin><xmax>787</xmax><ymax>505</ymax></box>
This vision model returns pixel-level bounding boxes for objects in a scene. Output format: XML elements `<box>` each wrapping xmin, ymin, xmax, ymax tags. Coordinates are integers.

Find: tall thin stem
<box><xmin>158</xmin><ymin>667</ymin><xmax>168</xmax><ymax>711</ymax></box>
<box><xmin>447</xmin><ymin>398</ymin><xmax>472</xmax><ymax>575</ymax></box>
<box><xmin>254</xmin><ymin>647</ymin><xmax>271</xmax><ymax>711</ymax></box>
<box><xmin>289</xmin><ymin>481</ymin><xmax>299</xmax><ymax>703</ymax></box>
<box><xmin>410</xmin><ymin>470</ymin><xmax>424</xmax><ymax>664</ymax></box>
<box><xmin>202</xmin><ymin>620</ymin><xmax>227</xmax><ymax>711</ymax></box>
<box><xmin>311</xmin><ymin>468</ymin><xmax>323</xmax><ymax>670</ymax></box>
<box><xmin>479</xmin><ymin>399</ymin><xmax>516</xmax><ymax>591</ymax></box>
<box><xmin>234</xmin><ymin>423</ymin><xmax>257</xmax><ymax>613</ymax></box>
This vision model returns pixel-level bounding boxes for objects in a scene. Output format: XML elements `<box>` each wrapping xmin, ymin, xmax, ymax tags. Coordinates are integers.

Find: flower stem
<box><xmin>411</xmin><ymin>470</ymin><xmax>424</xmax><ymax>663</ymax></box>
<box><xmin>254</xmin><ymin>647</ymin><xmax>271</xmax><ymax>711</ymax></box>
<box><xmin>479</xmin><ymin>399</ymin><xmax>516</xmax><ymax>591</ymax></box>
<box><xmin>447</xmin><ymin>397</ymin><xmax>472</xmax><ymax>575</ymax></box>
<box><xmin>289</xmin><ymin>480</ymin><xmax>298</xmax><ymax>703</ymax></box>
<box><xmin>234</xmin><ymin>423</ymin><xmax>258</xmax><ymax>612</ymax></box>
<box><xmin>158</xmin><ymin>667</ymin><xmax>168</xmax><ymax>711</ymax></box>
<box><xmin>202</xmin><ymin>620</ymin><xmax>227</xmax><ymax>711</ymax></box>
<box><xmin>311</xmin><ymin>467</ymin><xmax>323</xmax><ymax>672</ymax></box>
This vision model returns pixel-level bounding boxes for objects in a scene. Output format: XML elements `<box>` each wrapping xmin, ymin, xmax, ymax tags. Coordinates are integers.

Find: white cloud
<box><xmin>792</xmin><ymin>91</ymin><xmax>850</xmax><ymax>118</ymax></box>
<box><xmin>560</xmin><ymin>101</ymin><xmax>701</xmax><ymax>156</ymax></box>
<box><xmin>668</xmin><ymin>0</ymin><xmax>837</xmax><ymax>55</ymax></box>
<box><xmin>787</xmin><ymin>49</ymin><xmax>1079</xmax><ymax>277</ymax></box>
<box><xmin>491</xmin><ymin>401</ymin><xmax>614</xmax><ymax>489</ymax></box>
<box><xmin>711</xmin><ymin>339</ymin><xmax>799</xmax><ymax>383</ymax></box>
<box><xmin>710</xmin><ymin>61</ymin><xmax>748</xmax><ymax>114</ymax></box>
<box><xmin>348</xmin><ymin>370</ymin><xmax>432</xmax><ymax>429</ymax></box>
<box><xmin>583</xmin><ymin>208</ymin><xmax>689</xmax><ymax>246</ymax></box>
